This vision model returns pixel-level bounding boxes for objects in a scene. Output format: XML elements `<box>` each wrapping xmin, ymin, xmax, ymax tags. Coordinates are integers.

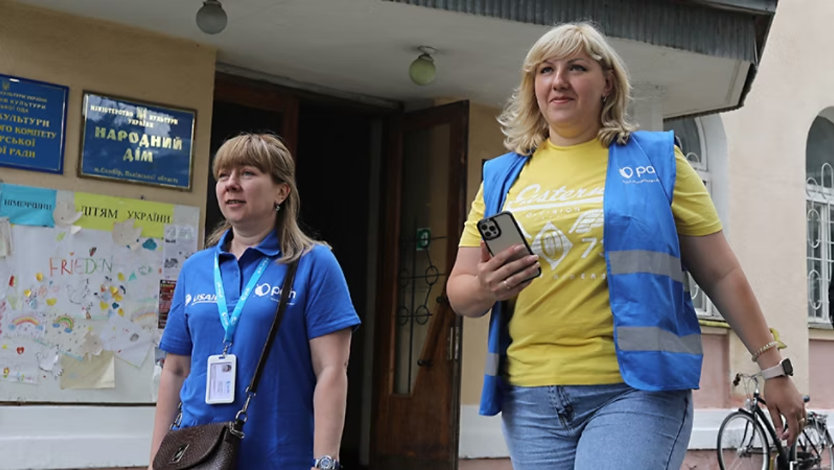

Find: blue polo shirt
<box><xmin>160</xmin><ymin>230</ymin><xmax>360</xmax><ymax>469</ymax></box>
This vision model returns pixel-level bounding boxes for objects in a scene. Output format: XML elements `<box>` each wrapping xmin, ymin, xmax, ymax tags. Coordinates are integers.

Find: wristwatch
<box><xmin>761</xmin><ymin>358</ymin><xmax>793</xmax><ymax>380</ymax></box>
<box><xmin>313</xmin><ymin>455</ymin><xmax>341</xmax><ymax>470</ymax></box>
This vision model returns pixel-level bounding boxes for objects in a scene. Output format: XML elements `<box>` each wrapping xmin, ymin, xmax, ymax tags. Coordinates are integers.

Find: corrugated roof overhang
<box><xmin>384</xmin><ymin>0</ymin><xmax>777</xmax><ymax>114</ymax></box>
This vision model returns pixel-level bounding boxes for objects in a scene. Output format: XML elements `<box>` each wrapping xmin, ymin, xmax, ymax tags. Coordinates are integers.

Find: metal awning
<box><xmin>383</xmin><ymin>0</ymin><xmax>777</xmax><ymax>115</ymax></box>
<box><xmin>384</xmin><ymin>0</ymin><xmax>775</xmax><ymax>63</ymax></box>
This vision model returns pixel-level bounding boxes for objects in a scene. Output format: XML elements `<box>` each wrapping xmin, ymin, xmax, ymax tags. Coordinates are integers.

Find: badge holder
<box><xmin>206</xmin><ymin>353</ymin><xmax>237</xmax><ymax>404</ymax></box>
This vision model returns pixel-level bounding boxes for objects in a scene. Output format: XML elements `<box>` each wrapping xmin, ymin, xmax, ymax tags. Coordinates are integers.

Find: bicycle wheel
<box><xmin>717</xmin><ymin>411</ymin><xmax>771</xmax><ymax>470</ymax></box>
<box><xmin>794</xmin><ymin>417</ymin><xmax>834</xmax><ymax>470</ymax></box>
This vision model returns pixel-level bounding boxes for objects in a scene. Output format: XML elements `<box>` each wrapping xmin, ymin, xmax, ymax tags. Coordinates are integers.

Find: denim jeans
<box><xmin>501</xmin><ymin>382</ymin><xmax>693</xmax><ymax>470</ymax></box>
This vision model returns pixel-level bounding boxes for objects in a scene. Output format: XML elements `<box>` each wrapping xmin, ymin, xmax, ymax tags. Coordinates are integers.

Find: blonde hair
<box><xmin>498</xmin><ymin>22</ymin><xmax>637</xmax><ymax>154</ymax></box>
<box><xmin>206</xmin><ymin>133</ymin><xmax>318</xmax><ymax>263</ymax></box>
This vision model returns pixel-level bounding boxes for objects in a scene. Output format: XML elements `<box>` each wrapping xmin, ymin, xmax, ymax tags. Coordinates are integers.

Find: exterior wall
<box><xmin>0</xmin><ymin>1</ymin><xmax>216</xmax><ymax>468</ymax></box>
<box><xmin>809</xmin><ymin>333</ymin><xmax>834</xmax><ymax>408</ymax></box>
<box><xmin>692</xmin><ymin>329</ymin><xmax>731</xmax><ymax>409</ymax></box>
<box><xmin>719</xmin><ymin>0</ymin><xmax>813</xmax><ymax>394</ymax></box>
<box><xmin>720</xmin><ymin>0</ymin><xmax>833</xmax><ymax>403</ymax></box>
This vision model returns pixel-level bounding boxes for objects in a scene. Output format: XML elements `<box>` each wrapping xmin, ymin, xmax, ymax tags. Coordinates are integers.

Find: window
<box><xmin>805</xmin><ymin>113</ymin><xmax>834</xmax><ymax>326</ymax></box>
<box><xmin>664</xmin><ymin>117</ymin><xmax>718</xmax><ymax>318</ymax></box>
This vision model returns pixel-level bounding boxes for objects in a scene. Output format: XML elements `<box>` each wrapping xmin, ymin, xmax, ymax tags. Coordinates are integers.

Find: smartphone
<box><xmin>477</xmin><ymin>211</ymin><xmax>541</xmax><ymax>281</ymax></box>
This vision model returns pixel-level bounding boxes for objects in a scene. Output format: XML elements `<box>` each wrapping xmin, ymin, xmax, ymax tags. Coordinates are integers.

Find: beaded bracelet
<box><xmin>751</xmin><ymin>340</ymin><xmax>779</xmax><ymax>362</ymax></box>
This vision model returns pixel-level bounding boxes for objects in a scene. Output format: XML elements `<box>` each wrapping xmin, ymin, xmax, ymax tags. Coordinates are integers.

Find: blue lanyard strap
<box><xmin>214</xmin><ymin>255</ymin><xmax>271</xmax><ymax>346</ymax></box>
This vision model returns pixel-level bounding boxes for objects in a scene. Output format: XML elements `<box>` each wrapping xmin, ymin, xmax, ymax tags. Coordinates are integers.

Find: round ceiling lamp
<box><xmin>196</xmin><ymin>0</ymin><xmax>227</xmax><ymax>35</ymax></box>
<box><xmin>409</xmin><ymin>46</ymin><xmax>437</xmax><ymax>86</ymax></box>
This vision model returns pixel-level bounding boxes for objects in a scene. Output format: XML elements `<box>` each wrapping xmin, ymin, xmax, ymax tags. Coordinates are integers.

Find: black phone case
<box><xmin>477</xmin><ymin>211</ymin><xmax>542</xmax><ymax>280</ymax></box>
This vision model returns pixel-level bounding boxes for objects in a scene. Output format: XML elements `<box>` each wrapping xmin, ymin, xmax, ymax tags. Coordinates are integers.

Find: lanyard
<box><xmin>214</xmin><ymin>255</ymin><xmax>270</xmax><ymax>349</ymax></box>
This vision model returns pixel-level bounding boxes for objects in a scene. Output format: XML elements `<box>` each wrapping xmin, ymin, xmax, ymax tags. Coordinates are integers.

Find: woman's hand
<box><xmin>447</xmin><ymin>243</ymin><xmax>539</xmax><ymax>317</ymax></box>
<box><xmin>476</xmin><ymin>241</ymin><xmax>539</xmax><ymax>303</ymax></box>
<box><xmin>763</xmin><ymin>376</ymin><xmax>806</xmax><ymax>446</ymax></box>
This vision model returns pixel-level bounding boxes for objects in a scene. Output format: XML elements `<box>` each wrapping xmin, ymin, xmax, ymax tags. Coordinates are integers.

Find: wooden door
<box><xmin>371</xmin><ymin>101</ymin><xmax>469</xmax><ymax>469</ymax></box>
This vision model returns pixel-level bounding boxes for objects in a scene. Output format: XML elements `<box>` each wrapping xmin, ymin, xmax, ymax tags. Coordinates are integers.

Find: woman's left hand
<box><xmin>763</xmin><ymin>376</ymin><xmax>806</xmax><ymax>446</ymax></box>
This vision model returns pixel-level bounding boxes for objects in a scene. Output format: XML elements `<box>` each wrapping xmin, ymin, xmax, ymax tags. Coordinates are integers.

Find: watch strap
<box><xmin>313</xmin><ymin>456</ymin><xmax>341</xmax><ymax>469</ymax></box>
<box><xmin>761</xmin><ymin>359</ymin><xmax>787</xmax><ymax>380</ymax></box>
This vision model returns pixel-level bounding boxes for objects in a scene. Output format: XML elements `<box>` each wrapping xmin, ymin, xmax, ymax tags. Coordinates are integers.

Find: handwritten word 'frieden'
<box><xmin>49</xmin><ymin>256</ymin><xmax>112</xmax><ymax>276</ymax></box>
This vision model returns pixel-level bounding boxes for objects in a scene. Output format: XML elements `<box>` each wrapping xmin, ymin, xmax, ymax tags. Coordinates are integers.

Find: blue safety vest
<box><xmin>478</xmin><ymin>130</ymin><xmax>702</xmax><ymax>416</ymax></box>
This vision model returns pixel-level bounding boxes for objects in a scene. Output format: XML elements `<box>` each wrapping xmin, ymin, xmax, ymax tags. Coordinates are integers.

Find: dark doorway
<box><xmin>296</xmin><ymin>100</ymin><xmax>376</xmax><ymax>469</ymax></box>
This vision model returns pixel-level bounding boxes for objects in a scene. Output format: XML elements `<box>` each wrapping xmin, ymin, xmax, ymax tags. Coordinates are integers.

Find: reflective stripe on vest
<box><xmin>608</xmin><ymin>250</ymin><xmax>685</xmax><ymax>283</ymax></box>
<box><xmin>484</xmin><ymin>352</ymin><xmax>500</xmax><ymax>376</ymax></box>
<box><xmin>616</xmin><ymin>326</ymin><xmax>703</xmax><ymax>355</ymax></box>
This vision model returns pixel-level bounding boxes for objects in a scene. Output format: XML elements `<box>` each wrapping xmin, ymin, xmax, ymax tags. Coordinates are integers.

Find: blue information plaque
<box><xmin>79</xmin><ymin>92</ymin><xmax>196</xmax><ymax>190</ymax></box>
<box><xmin>0</xmin><ymin>74</ymin><xmax>68</xmax><ymax>174</ymax></box>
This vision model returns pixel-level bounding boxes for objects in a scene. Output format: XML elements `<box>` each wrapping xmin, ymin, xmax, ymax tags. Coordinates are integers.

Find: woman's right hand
<box><xmin>476</xmin><ymin>241</ymin><xmax>539</xmax><ymax>303</ymax></box>
<box><xmin>447</xmin><ymin>242</ymin><xmax>540</xmax><ymax>317</ymax></box>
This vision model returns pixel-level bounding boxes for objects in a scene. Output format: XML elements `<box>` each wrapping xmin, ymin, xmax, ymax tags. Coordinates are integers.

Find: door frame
<box><xmin>370</xmin><ymin>100</ymin><xmax>469</xmax><ymax>469</ymax></box>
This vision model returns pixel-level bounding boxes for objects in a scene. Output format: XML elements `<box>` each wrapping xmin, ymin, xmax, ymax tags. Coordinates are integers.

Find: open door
<box><xmin>371</xmin><ymin>101</ymin><xmax>469</xmax><ymax>469</ymax></box>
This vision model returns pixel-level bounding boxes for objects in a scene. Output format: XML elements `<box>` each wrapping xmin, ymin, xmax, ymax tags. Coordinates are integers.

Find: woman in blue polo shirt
<box><xmin>150</xmin><ymin>133</ymin><xmax>360</xmax><ymax>469</ymax></box>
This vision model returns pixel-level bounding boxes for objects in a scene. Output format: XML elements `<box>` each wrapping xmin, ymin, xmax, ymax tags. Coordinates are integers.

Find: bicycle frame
<box><xmin>725</xmin><ymin>372</ymin><xmax>831</xmax><ymax>470</ymax></box>
<box><xmin>741</xmin><ymin>397</ymin><xmax>792</xmax><ymax>469</ymax></box>
<box><xmin>727</xmin><ymin>371</ymin><xmax>794</xmax><ymax>470</ymax></box>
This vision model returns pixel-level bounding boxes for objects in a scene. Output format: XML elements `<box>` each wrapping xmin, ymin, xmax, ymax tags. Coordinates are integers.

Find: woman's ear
<box><xmin>603</xmin><ymin>70</ymin><xmax>615</xmax><ymax>97</ymax></box>
<box><xmin>275</xmin><ymin>183</ymin><xmax>291</xmax><ymax>205</ymax></box>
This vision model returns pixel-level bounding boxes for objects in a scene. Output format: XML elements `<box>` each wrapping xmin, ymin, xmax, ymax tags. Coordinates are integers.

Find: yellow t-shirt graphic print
<box><xmin>460</xmin><ymin>138</ymin><xmax>722</xmax><ymax>387</ymax></box>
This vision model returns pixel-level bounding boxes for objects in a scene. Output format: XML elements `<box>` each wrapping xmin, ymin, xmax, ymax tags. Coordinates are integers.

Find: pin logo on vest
<box><xmin>618</xmin><ymin>165</ymin><xmax>656</xmax><ymax>179</ymax></box>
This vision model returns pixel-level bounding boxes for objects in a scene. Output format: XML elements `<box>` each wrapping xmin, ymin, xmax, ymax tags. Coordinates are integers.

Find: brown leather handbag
<box><xmin>153</xmin><ymin>260</ymin><xmax>299</xmax><ymax>470</ymax></box>
<box><xmin>152</xmin><ymin>421</ymin><xmax>241</xmax><ymax>470</ymax></box>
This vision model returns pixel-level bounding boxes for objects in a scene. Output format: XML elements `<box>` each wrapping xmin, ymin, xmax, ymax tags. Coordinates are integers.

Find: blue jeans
<box><xmin>501</xmin><ymin>382</ymin><xmax>693</xmax><ymax>470</ymax></box>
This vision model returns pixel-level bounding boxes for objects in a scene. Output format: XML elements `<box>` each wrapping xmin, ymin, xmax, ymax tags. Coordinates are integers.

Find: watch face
<box><xmin>316</xmin><ymin>456</ymin><xmax>336</xmax><ymax>469</ymax></box>
<box><xmin>782</xmin><ymin>358</ymin><xmax>794</xmax><ymax>376</ymax></box>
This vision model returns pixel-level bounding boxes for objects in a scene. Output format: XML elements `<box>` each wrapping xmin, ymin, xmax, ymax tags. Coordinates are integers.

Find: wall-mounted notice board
<box><xmin>0</xmin><ymin>183</ymin><xmax>199</xmax><ymax>402</ymax></box>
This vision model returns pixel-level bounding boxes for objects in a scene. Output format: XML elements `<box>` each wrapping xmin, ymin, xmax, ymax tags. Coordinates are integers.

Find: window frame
<box><xmin>664</xmin><ymin>116</ymin><xmax>721</xmax><ymax>319</ymax></box>
<box><xmin>805</xmin><ymin>160</ymin><xmax>834</xmax><ymax>327</ymax></box>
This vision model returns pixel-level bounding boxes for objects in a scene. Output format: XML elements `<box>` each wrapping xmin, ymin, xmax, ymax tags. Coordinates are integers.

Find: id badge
<box><xmin>206</xmin><ymin>354</ymin><xmax>236</xmax><ymax>404</ymax></box>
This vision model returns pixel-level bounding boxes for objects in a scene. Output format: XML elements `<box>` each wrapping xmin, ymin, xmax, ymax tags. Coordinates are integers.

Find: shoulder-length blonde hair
<box><xmin>206</xmin><ymin>133</ymin><xmax>318</xmax><ymax>263</ymax></box>
<box><xmin>498</xmin><ymin>22</ymin><xmax>637</xmax><ymax>155</ymax></box>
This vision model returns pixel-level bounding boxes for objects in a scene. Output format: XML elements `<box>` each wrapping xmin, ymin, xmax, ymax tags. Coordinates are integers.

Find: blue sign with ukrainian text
<box><xmin>80</xmin><ymin>93</ymin><xmax>195</xmax><ymax>190</ymax></box>
<box><xmin>0</xmin><ymin>74</ymin><xmax>68</xmax><ymax>174</ymax></box>
<box><xmin>0</xmin><ymin>183</ymin><xmax>57</xmax><ymax>227</ymax></box>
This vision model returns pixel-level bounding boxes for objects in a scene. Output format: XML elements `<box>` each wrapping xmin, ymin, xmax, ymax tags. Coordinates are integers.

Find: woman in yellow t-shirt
<box><xmin>446</xmin><ymin>22</ymin><xmax>804</xmax><ymax>470</ymax></box>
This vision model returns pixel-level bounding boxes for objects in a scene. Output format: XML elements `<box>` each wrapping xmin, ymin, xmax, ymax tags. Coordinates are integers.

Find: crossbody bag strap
<box><xmin>249</xmin><ymin>258</ymin><xmax>299</xmax><ymax>393</ymax></box>
<box><xmin>233</xmin><ymin>258</ymin><xmax>299</xmax><ymax>428</ymax></box>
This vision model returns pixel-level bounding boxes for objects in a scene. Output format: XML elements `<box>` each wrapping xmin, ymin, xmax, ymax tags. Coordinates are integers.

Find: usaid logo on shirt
<box><xmin>254</xmin><ymin>282</ymin><xmax>297</xmax><ymax>305</ymax></box>
<box><xmin>186</xmin><ymin>293</ymin><xmax>217</xmax><ymax>306</ymax></box>
<box><xmin>618</xmin><ymin>165</ymin><xmax>659</xmax><ymax>184</ymax></box>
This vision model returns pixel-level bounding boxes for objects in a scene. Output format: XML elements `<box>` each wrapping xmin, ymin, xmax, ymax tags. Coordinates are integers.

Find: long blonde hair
<box><xmin>498</xmin><ymin>22</ymin><xmax>637</xmax><ymax>155</ymax></box>
<box><xmin>206</xmin><ymin>133</ymin><xmax>318</xmax><ymax>263</ymax></box>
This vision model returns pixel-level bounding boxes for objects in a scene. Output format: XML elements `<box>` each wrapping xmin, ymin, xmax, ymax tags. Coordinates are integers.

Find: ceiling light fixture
<box><xmin>409</xmin><ymin>46</ymin><xmax>437</xmax><ymax>86</ymax></box>
<box><xmin>196</xmin><ymin>0</ymin><xmax>227</xmax><ymax>35</ymax></box>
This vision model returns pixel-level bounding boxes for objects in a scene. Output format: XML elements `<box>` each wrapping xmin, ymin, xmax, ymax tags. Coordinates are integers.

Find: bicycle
<box><xmin>716</xmin><ymin>372</ymin><xmax>834</xmax><ymax>470</ymax></box>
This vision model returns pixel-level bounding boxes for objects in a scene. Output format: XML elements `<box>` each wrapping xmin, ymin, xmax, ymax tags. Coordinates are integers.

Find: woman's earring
<box><xmin>274</xmin><ymin>202</ymin><xmax>281</xmax><ymax>213</ymax></box>
<box><xmin>601</xmin><ymin>95</ymin><xmax>608</xmax><ymax>104</ymax></box>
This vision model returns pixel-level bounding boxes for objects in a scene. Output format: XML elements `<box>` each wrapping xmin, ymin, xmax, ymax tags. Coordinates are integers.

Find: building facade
<box><xmin>4</xmin><ymin>1</ymin><xmax>831</xmax><ymax>469</ymax></box>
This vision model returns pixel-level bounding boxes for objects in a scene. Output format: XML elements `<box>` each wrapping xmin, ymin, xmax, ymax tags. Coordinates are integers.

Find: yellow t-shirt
<box><xmin>459</xmin><ymin>138</ymin><xmax>722</xmax><ymax>386</ymax></box>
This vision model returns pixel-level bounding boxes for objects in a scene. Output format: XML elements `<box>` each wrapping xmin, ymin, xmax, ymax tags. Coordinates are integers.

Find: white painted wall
<box><xmin>1</xmin><ymin>406</ymin><xmax>154</xmax><ymax>469</ymax></box>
